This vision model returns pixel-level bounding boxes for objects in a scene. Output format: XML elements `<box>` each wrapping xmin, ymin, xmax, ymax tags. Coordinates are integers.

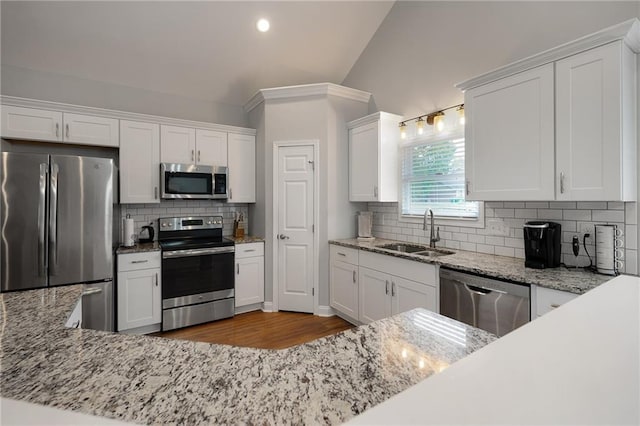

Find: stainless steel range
<box><xmin>158</xmin><ymin>216</ymin><xmax>235</xmax><ymax>331</ymax></box>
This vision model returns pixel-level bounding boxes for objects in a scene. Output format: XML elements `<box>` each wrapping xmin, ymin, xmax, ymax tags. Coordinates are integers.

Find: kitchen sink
<box><xmin>376</xmin><ymin>243</ymin><xmax>455</xmax><ymax>258</ymax></box>
<box><xmin>377</xmin><ymin>243</ymin><xmax>428</xmax><ymax>253</ymax></box>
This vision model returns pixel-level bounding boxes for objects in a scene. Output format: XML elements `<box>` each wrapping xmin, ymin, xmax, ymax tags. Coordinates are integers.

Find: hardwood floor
<box><xmin>154</xmin><ymin>311</ymin><xmax>355</xmax><ymax>349</ymax></box>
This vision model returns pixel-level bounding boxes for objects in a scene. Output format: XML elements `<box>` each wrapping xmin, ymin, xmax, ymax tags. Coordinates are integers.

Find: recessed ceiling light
<box><xmin>256</xmin><ymin>18</ymin><xmax>270</xmax><ymax>33</ymax></box>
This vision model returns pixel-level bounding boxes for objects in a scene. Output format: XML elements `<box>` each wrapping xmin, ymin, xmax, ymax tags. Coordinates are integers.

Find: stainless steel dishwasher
<box><xmin>439</xmin><ymin>268</ymin><xmax>530</xmax><ymax>337</ymax></box>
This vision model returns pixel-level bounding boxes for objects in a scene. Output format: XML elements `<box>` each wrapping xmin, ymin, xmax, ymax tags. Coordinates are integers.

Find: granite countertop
<box><xmin>330</xmin><ymin>238</ymin><xmax>612</xmax><ymax>295</ymax></box>
<box><xmin>116</xmin><ymin>242</ymin><xmax>161</xmax><ymax>254</ymax></box>
<box><xmin>228</xmin><ymin>235</ymin><xmax>265</xmax><ymax>244</ymax></box>
<box><xmin>0</xmin><ymin>286</ymin><xmax>494</xmax><ymax>424</ymax></box>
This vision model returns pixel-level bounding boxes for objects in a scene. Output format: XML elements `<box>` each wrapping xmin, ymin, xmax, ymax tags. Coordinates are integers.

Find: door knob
<box><xmin>278</xmin><ymin>234</ymin><xmax>290</xmax><ymax>240</ymax></box>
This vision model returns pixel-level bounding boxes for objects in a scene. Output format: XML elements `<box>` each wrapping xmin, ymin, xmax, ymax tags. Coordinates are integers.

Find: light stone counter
<box><xmin>330</xmin><ymin>238</ymin><xmax>612</xmax><ymax>294</ymax></box>
<box><xmin>0</xmin><ymin>285</ymin><xmax>494</xmax><ymax>424</ymax></box>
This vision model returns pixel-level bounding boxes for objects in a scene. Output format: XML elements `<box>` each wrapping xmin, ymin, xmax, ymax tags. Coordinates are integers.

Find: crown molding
<box><xmin>0</xmin><ymin>95</ymin><xmax>256</xmax><ymax>136</ymax></box>
<box><xmin>457</xmin><ymin>18</ymin><xmax>640</xmax><ymax>91</ymax></box>
<box><xmin>347</xmin><ymin>111</ymin><xmax>404</xmax><ymax>129</ymax></box>
<box><xmin>244</xmin><ymin>82</ymin><xmax>371</xmax><ymax>113</ymax></box>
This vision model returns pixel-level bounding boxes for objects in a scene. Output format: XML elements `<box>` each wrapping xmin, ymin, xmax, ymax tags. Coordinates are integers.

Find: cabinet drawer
<box><xmin>118</xmin><ymin>251</ymin><xmax>161</xmax><ymax>272</ymax></box>
<box><xmin>535</xmin><ymin>286</ymin><xmax>578</xmax><ymax>317</ymax></box>
<box><xmin>235</xmin><ymin>242</ymin><xmax>264</xmax><ymax>259</ymax></box>
<box><xmin>330</xmin><ymin>245</ymin><xmax>359</xmax><ymax>265</ymax></box>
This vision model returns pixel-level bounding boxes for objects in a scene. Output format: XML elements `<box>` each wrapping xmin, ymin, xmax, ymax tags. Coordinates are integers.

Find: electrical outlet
<box><xmin>578</xmin><ymin>223</ymin><xmax>595</xmax><ymax>236</ymax></box>
<box><xmin>486</xmin><ymin>218</ymin><xmax>510</xmax><ymax>236</ymax></box>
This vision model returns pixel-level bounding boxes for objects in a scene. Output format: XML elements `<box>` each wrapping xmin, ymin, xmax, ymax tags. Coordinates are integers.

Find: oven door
<box><xmin>162</xmin><ymin>247</ymin><xmax>234</xmax><ymax>307</ymax></box>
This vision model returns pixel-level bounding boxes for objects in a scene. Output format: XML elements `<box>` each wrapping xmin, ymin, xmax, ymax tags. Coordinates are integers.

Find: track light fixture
<box><xmin>398</xmin><ymin>103</ymin><xmax>464</xmax><ymax>138</ymax></box>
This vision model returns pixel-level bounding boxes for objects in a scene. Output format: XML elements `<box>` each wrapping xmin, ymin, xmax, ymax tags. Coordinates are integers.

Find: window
<box><xmin>401</xmin><ymin>133</ymin><xmax>480</xmax><ymax>220</ymax></box>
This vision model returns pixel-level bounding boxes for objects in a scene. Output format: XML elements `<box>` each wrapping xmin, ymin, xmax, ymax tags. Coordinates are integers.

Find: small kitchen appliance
<box><xmin>138</xmin><ymin>223</ymin><xmax>155</xmax><ymax>243</ymax></box>
<box><xmin>160</xmin><ymin>163</ymin><xmax>227</xmax><ymax>200</ymax></box>
<box><xmin>357</xmin><ymin>211</ymin><xmax>374</xmax><ymax>241</ymax></box>
<box><xmin>595</xmin><ymin>224</ymin><xmax>623</xmax><ymax>275</ymax></box>
<box><xmin>123</xmin><ymin>214</ymin><xmax>135</xmax><ymax>247</ymax></box>
<box><xmin>523</xmin><ymin>221</ymin><xmax>561</xmax><ymax>269</ymax></box>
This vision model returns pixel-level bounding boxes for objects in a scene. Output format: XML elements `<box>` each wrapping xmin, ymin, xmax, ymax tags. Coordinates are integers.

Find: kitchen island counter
<box><xmin>330</xmin><ymin>238</ymin><xmax>611</xmax><ymax>295</ymax></box>
<box><xmin>0</xmin><ymin>285</ymin><xmax>494</xmax><ymax>424</ymax></box>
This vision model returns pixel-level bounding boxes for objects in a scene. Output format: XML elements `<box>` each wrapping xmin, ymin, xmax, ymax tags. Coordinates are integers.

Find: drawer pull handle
<box><xmin>550</xmin><ymin>303</ymin><xmax>560</xmax><ymax>309</ymax></box>
<box><xmin>244</xmin><ymin>249</ymin><xmax>255</xmax><ymax>252</ymax></box>
<box><xmin>131</xmin><ymin>260</ymin><xmax>148</xmax><ymax>264</ymax></box>
<box><xmin>391</xmin><ymin>282</ymin><xmax>396</xmax><ymax>297</ymax></box>
<box><xmin>338</xmin><ymin>252</ymin><xmax>346</xmax><ymax>257</ymax></box>
<box><xmin>385</xmin><ymin>280</ymin><xmax>389</xmax><ymax>295</ymax></box>
<box><xmin>352</xmin><ymin>271</ymin><xmax>356</xmax><ymax>283</ymax></box>
<box><xmin>155</xmin><ymin>273</ymin><xmax>158</xmax><ymax>286</ymax></box>
<box><xmin>237</xmin><ymin>264</ymin><xmax>240</xmax><ymax>274</ymax></box>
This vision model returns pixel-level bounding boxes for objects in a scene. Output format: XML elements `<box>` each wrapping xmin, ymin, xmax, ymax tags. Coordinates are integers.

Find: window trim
<box><xmin>398</xmin><ymin>129</ymin><xmax>484</xmax><ymax>229</ymax></box>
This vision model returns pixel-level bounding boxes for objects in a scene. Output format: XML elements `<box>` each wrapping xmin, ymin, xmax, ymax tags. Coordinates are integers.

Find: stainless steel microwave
<box><xmin>160</xmin><ymin>163</ymin><xmax>228</xmax><ymax>199</ymax></box>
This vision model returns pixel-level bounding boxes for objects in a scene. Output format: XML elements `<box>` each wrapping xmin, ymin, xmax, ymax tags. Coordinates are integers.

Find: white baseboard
<box><xmin>262</xmin><ymin>301</ymin><xmax>275</xmax><ymax>312</ymax></box>
<box><xmin>235</xmin><ymin>302</ymin><xmax>264</xmax><ymax>315</ymax></box>
<box><xmin>316</xmin><ymin>305</ymin><xmax>335</xmax><ymax>317</ymax></box>
<box><xmin>119</xmin><ymin>323</ymin><xmax>161</xmax><ymax>335</ymax></box>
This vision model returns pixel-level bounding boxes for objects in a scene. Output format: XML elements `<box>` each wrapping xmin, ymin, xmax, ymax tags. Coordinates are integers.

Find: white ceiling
<box><xmin>1</xmin><ymin>1</ymin><xmax>394</xmax><ymax>107</ymax></box>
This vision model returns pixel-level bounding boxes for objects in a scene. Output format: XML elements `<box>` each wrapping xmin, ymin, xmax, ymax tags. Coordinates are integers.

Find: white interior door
<box><xmin>277</xmin><ymin>144</ymin><xmax>315</xmax><ymax>313</ymax></box>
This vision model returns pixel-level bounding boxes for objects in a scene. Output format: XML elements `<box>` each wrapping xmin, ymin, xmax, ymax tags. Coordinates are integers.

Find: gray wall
<box><xmin>343</xmin><ymin>1</ymin><xmax>639</xmax><ymax>118</ymax></box>
<box><xmin>1</xmin><ymin>65</ymin><xmax>248</xmax><ymax>127</ymax></box>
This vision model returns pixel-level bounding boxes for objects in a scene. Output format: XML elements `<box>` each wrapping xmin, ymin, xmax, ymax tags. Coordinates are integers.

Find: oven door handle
<box><xmin>162</xmin><ymin>246</ymin><xmax>235</xmax><ymax>258</ymax></box>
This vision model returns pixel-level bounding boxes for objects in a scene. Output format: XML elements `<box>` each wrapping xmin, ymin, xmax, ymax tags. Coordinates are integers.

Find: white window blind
<box><xmin>401</xmin><ymin>137</ymin><xmax>479</xmax><ymax>218</ymax></box>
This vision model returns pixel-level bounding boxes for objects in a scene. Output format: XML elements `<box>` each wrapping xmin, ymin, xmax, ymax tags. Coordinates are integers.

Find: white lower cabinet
<box><xmin>117</xmin><ymin>251</ymin><xmax>162</xmax><ymax>334</ymax></box>
<box><xmin>234</xmin><ymin>242</ymin><xmax>264</xmax><ymax>310</ymax></box>
<box><xmin>329</xmin><ymin>244</ymin><xmax>438</xmax><ymax>325</ymax></box>
<box><xmin>532</xmin><ymin>285</ymin><xmax>578</xmax><ymax>318</ymax></box>
<box><xmin>329</xmin><ymin>246</ymin><xmax>359</xmax><ymax>321</ymax></box>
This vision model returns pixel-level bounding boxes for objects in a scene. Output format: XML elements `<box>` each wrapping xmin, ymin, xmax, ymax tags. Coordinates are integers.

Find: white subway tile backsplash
<box><xmin>563</xmin><ymin>210</ymin><xmax>591</xmax><ymax>221</ymax></box>
<box><xmin>592</xmin><ymin>209</ymin><xmax>625</xmax><ymax>223</ymax></box>
<box><xmin>550</xmin><ymin>201</ymin><xmax>576</xmax><ymax>209</ymax></box>
<box><xmin>367</xmin><ymin>200</ymin><xmax>637</xmax><ymax>275</ymax></box>
<box><xmin>576</xmin><ymin>202</ymin><xmax>607</xmax><ymax>210</ymax></box>
<box><xmin>537</xmin><ymin>209</ymin><xmax>563</xmax><ymax>220</ymax></box>
<box><xmin>525</xmin><ymin>202</ymin><xmax>549</xmax><ymax>209</ymax></box>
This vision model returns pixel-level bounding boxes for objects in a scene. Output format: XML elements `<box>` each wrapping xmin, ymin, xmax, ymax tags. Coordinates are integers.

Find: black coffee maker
<box><xmin>523</xmin><ymin>221</ymin><xmax>561</xmax><ymax>269</ymax></box>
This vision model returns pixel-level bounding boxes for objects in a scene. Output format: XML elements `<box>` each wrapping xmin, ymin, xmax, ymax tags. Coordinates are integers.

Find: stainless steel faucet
<box><xmin>423</xmin><ymin>209</ymin><xmax>440</xmax><ymax>248</ymax></box>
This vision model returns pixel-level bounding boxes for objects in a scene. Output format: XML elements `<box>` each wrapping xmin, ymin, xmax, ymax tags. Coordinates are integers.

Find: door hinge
<box><xmin>308</xmin><ymin>160</ymin><xmax>315</xmax><ymax>171</ymax></box>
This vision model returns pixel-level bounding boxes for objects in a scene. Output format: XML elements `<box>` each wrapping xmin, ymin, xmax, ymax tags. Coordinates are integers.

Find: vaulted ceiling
<box><xmin>1</xmin><ymin>1</ymin><xmax>394</xmax><ymax>108</ymax></box>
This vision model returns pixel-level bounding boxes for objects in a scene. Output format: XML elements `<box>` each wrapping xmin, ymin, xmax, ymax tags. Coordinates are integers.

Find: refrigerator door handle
<box><xmin>49</xmin><ymin>162</ymin><xmax>59</xmax><ymax>275</ymax></box>
<box><xmin>38</xmin><ymin>164</ymin><xmax>48</xmax><ymax>277</ymax></box>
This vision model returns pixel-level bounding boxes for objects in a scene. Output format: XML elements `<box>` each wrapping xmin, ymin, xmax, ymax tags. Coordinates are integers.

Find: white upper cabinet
<box><xmin>227</xmin><ymin>133</ymin><xmax>256</xmax><ymax>203</ymax></box>
<box><xmin>348</xmin><ymin>112</ymin><xmax>403</xmax><ymax>202</ymax></box>
<box><xmin>556</xmin><ymin>41</ymin><xmax>636</xmax><ymax>201</ymax></box>
<box><xmin>1</xmin><ymin>106</ymin><xmax>118</xmax><ymax>147</ymax></box>
<box><xmin>62</xmin><ymin>113</ymin><xmax>119</xmax><ymax>147</ymax></box>
<box><xmin>160</xmin><ymin>125</ymin><xmax>196</xmax><ymax>164</ymax></box>
<box><xmin>196</xmin><ymin>129</ymin><xmax>228</xmax><ymax>167</ymax></box>
<box><xmin>459</xmin><ymin>21</ymin><xmax>639</xmax><ymax>202</ymax></box>
<box><xmin>120</xmin><ymin>120</ymin><xmax>160</xmax><ymax>204</ymax></box>
<box><xmin>464</xmin><ymin>64</ymin><xmax>555</xmax><ymax>201</ymax></box>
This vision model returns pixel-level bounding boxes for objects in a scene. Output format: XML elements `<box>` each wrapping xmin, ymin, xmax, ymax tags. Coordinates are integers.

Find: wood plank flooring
<box><xmin>154</xmin><ymin>311</ymin><xmax>355</xmax><ymax>349</ymax></box>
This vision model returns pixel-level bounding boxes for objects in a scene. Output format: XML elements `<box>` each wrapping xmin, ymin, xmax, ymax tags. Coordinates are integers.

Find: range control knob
<box><xmin>207</xmin><ymin>221</ymin><xmax>212</xmax><ymax>225</ymax></box>
<box><xmin>161</xmin><ymin>222</ymin><xmax>167</xmax><ymax>228</ymax></box>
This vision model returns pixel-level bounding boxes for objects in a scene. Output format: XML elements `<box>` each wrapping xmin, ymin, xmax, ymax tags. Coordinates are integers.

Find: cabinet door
<box><xmin>117</xmin><ymin>268</ymin><xmax>161</xmax><ymax>331</ymax></box>
<box><xmin>359</xmin><ymin>267</ymin><xmax>391</xmax><ymax>324</ymax></box>
<box><xmin>465</xmin><ymin>63</ymin><xmax>555</xmax><ymax>200</ymax></box>
<box><xmin>349</xmin><ymin>122</ymin><xmax>379</xmax><ymax>201</ymax></box>
<box><xmin>63</xmin><ymin>113</ymin><xmax>119</xmax><ymax>147</ymax></box>
<box><xmin>227</xmin><ymin>133</ymin><xmax>256</xmax><ymax>203</ymax></box>
<box><xmin>195</xmin><ymin>129</ymin><xmax>228</xmax><ymax>167</ymax></box>
<box><xmin>391</xmin><ymin>276</ymin><xmax>437</xmax><ymax>315</ymax></box>
<box><xmin>534</xmin><ymin>285</ymin><xmax>578</xmax><ymax>317</ymax></box>
<box><xmin>120</xmin><ymin>120</ymin><xmax>160</xmax><ymax>204</ymax></box>
<box><xmin>235</xmin><ymin>256</ymin><xmax>265</xmax><ymax>307</ymax></box>
<box><xmin>330</xmin><ymin>260</ymin><xmax>359</xmax><ymax>320</ymax></box>
<box><xmin>556</xmin><ymin>42</ymin><xmax>624</xmax><ymax>201</ymax></box>
<box><xmin>1</xmin><ymin>105</ymin><xmax>62</xmax><ymax>142</ymax></box>
<box><xmin>160</xmin><ymin>125</ymin><xmax>196</xmax><ymax>164</ymax></box>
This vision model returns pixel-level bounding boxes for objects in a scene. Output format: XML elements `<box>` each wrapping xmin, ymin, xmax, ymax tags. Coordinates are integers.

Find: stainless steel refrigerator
<box><xmin>1</xmin><ymin>152</ymin><xmax>115</xmax><ymax>331</ymax></box>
